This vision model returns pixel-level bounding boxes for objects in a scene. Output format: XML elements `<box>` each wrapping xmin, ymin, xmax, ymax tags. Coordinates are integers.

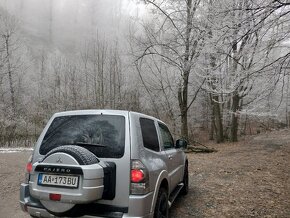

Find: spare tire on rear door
<box><xmin>45</xmin><ymin>145</ymin><xmax>100</xmax><ymax>165</ymax></box>
<box><xmin>31</xmin><ymin>145</ymin><xmax>104</xmax><ymax>217</ymax></box>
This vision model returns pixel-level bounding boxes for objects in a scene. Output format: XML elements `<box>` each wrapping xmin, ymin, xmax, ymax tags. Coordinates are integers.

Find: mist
<box><xmin>0</xmin><ymin>0</ymin><xmax>143</xmax><ymax>54</ymax></box>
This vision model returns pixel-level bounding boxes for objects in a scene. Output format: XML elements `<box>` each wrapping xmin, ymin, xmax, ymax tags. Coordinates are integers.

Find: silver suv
<box><xmin>20</xmin><ymin>110</ymin><xmax>188</xmax><ymax>218</ymax></box>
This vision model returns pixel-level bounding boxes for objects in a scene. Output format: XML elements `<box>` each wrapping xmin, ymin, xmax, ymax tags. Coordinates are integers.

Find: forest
<box><xmin>0</xmin><ymin>0</ymin><xmax>289</xmax><ymax>147</ymax></box>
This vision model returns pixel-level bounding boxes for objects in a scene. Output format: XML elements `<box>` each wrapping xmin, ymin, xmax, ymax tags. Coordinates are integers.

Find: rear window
<box><xmin>39</xmin><ymin>115</ymin><xmax>125</xmax><ymax>158</ymax></box>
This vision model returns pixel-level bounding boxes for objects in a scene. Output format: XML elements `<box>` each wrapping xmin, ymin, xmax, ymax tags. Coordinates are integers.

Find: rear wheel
<box><xmin>154</xmin><ymin>187</ymin><xmax>168</xmax><ymax>218</ymax></box>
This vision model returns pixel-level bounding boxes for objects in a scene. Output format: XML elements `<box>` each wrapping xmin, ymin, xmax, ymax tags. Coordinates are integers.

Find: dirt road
<box><xmin>0</xmin><ymin>130</ymin><xmax>289</xmax><ymax>217</ymax></box>
<box><xmin>0</xmin><ymin>151</ymin><xmax>31</xmax><ymax>218</ymax></box>
<box><xmin>170</xmin><ymin>129</ymin><xmax>290</xmax><ymax>217</ymax></box>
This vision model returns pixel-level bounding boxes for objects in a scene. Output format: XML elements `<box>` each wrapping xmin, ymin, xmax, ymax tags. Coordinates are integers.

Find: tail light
<box><xmin>130</xmin><ymin>160</ymin><xmax>149</xmax><ymax>195</ymax></box>
<box><xmin>131</xmin><ymin>169</ymin><xmax>145</xmax><ymax>183</ymax></box>
<box><xmin>26</xmin><ymin>162</ymin><xmax>32</xmax><ymax>173</ymax></box>
<box><xmin>25</xmin><ymin>155</ymin><xmax>32</xmax><ymax>183</ymax></box>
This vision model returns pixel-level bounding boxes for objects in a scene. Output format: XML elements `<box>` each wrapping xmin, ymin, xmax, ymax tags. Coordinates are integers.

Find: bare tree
<box><xmin>132</xmin><ymin>0</ymin><xmax>206</xmax><ymax>141</ymax></box>
<box><xmin>201</xmin><ymin>0</ymin><xmax>290</xmax><ymax>141</ymax></box>
<box><xmin>0</xmin><ymin>12</ymin><xmax>18</xmax><ymax>114</ymax></box>
<box><xmin>0</xmin><ymin>8</ymin><xmax>30</xmax><ymax>145</ymax></box>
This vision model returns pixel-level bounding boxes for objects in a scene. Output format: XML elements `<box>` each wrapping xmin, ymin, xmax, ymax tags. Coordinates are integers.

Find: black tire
<box><xmin>154</xmin><ymin>187</ymin><xmax>169</xmax><ymax>218</ymax></box>
<box><xmin>44</xmin><ymin>145</ymin><xmax>99</xmax><ymax>165</ymax></box>
<box><xmin>180</xmin><ymin>162</ymin><xmax>189</xmax><ymax>195</ymax></box>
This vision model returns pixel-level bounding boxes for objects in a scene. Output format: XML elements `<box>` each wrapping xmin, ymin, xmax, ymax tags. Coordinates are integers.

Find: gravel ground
<box><xmin>0</xmin><ymin>129</ymin><xmax>289</xmax><ymax>218</ymax></box>
<box><xmin>0</xmin><ymin>151</ymin><xmax>31</xmax><ymax>218</ymax></box>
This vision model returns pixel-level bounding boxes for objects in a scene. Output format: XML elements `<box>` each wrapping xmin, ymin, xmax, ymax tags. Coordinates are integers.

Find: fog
<box><xmin>0</xmin><ymin>0</ymin><xmax>144</xmax><ymax>54</ymax></box>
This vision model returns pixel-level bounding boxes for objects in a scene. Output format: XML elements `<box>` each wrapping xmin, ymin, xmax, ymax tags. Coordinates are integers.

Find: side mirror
<box><xmin>175</xmin><ymin>139</ymin><xmax>188</xmax><ymax>149</ymax></box>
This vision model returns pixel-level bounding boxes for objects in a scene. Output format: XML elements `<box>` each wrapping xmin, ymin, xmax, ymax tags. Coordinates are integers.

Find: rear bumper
<box><xmin>20</xmin><ymin>183</ymin><xmax>43</xmax><ymax>212</ymax></box>
<box><xmin>20</xmin><ymin>183</ymin><xmax>154</xmax><ymax>218</ymax></box>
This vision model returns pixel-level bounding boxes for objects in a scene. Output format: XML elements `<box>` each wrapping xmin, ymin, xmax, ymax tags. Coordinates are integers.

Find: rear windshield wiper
<box><xmin>74</xmin><ymin>142</ymin><xmax>106</xmax><ymax>147</ymax></box>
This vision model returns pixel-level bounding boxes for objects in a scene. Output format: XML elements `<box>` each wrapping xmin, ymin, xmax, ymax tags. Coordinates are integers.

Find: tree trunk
<box><xmin>230</xmin><ymin>19</ymin><xmax>239</xmax><ymax>142</ymax></box>
<box><xmin>212</xmin><ymin>95</ymin><xmax>224</xmax><ymax>143</ymax></box>
<box><xmin>209</xmin><ymin>119</ymin><xmax>214</xmax><ymax>140</ymax></box>
<box><xmin>178</xmin><ymin>69</ymin><xmax>189</xmax><ymax>141</ymax></box>
<box><xmin>180</xmin><ymin>105</ymin><xmax>188</xmax><ymax>141</ymax></box>
<box><xmin>178</xmin><ymin>0</ymin><xmax>192</xmax><ymax>142</ymax></box>
<box><xmin>208</xmin><ymin>21</ymin><xmax>223</xmax><ymax>143</ymax></box>
<box><xmin>230</xmin><ymin>93</ymin><xmax>240</xmax><ymax>142</ymax></box>
<box><xmin>5</xmin><ymin>37</ymin><xmax>16</xmax><ymax>114</ymax></box>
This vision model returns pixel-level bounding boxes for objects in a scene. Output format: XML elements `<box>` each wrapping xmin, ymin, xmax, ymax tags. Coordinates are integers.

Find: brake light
<box><xmin>25</xmin><ymin>156</ymin><xmax>33</xmax><ymax>184</ymax></box>
<box><xmin>130</xmin><ymin>160</ymin><xmax>149</xmax><ymax>195</ymax></box>
<box><xmin>26</xmin><ymin>162</ymin><xmax>32</xmax><ymax>173</ymax></box>
<box><xmin>131</xmin><ymin>169</ymin><xmax>145</xmax><ymax>183</ymax></box>
<box><xmin>49</xmin><ymin>193</ymin><xmax>61</xmax><ymax>201</ymax></box>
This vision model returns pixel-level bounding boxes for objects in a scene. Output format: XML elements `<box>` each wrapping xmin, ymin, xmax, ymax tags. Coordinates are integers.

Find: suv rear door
<box><xmin>35</xmin><ymin>111</ymin><xmax>131</xmax><ymax>209</ymax></box>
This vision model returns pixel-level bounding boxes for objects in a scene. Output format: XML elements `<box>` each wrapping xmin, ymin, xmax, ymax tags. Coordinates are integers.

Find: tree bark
<box><xmin>209</xmin><ymin>114</ymin><xmax>214</xmax><ymax>140</ymax></box>
<box><xmin>177</xmin><ymin>0</ymin><xmax>192</xmax><ymax>141</ymax></box>
<box><xmin>178</xmin><ymin>70</ymin><xmax>189</xmax><ymax>141</ymax></box>
<box><xmin>4</xmin><ymin>37</ymin><xmax>16</xmax><ymax>114</ymax></box>
<box><xmin>230</xmin><ymin>93</ymin><xmax>240</xmax><ymax>142</ymax></box>
<box><xmin>212</xmin><ymin>95</ymin><xmax>224</xmax><ymax>143</ymax></box>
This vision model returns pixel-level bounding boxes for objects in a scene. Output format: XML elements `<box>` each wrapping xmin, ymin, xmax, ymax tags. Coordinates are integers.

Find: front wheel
<box><xmin>154</xmin><ymin>187</ymin><xmax>168</xmax><ymax>218</ymax></box>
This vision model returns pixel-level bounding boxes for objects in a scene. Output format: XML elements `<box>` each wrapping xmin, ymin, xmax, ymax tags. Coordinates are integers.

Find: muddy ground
<box><xmin>0</xmin><ymin>129</ymin><xmax>289</xmax><ymax>217</ymax></box>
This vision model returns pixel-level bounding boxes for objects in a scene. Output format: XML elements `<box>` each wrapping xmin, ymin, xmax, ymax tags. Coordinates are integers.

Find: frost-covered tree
<box><xmin>132</xmin><ymin>0</ymin><xmax>208</xmax><ymax>141</ymax></box>
<box><xmin>0</xmin><ymin>8</ymin><xmax>31</xmax><ymax>145</ymax></box>
<box><xmin>204</xmin><ymin>0</ymin><xmax>290</xmax><ymax>141</ymax></box>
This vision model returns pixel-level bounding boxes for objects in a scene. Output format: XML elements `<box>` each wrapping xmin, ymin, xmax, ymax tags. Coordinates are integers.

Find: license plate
<box><xmin>38</xmin><ymin>174</ymin><xmax>79</xmax><ymax>188</ymax></box>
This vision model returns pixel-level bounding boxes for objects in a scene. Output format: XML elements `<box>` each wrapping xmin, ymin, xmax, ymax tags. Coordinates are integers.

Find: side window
<box><xmin>158</xmin><ymin>123</ymin><xmax>174</xmax><ymax>150</ymax></box>
<box><xmin>140</xmin><ymin>118</ymin><xmax>160</xmax><ymax>152</ymax></box>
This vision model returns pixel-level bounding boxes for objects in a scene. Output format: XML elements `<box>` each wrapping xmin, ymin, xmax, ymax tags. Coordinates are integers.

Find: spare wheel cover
<box><xmin>40</xmin><ymin>145</ymin><xmax>99</xmax><ymax>215</ymax></box>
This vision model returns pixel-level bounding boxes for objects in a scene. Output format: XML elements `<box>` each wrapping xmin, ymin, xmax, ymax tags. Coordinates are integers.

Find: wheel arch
<box><xmin>150</xmin><ymin>170</ymin><xmax>169</xmax><ymax>213</ymax></box>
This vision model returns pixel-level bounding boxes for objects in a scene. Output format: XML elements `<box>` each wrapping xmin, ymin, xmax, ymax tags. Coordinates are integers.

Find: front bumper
<box><xmin>20</xmin><ymin>183</ymin><xmax>154</xmax><ymax>218</ymax></box>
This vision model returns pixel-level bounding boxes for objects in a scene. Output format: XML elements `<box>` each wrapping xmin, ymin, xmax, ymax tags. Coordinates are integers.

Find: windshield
<box><xmin>39</xmin><ymin>115</ymin><xmax>125</xmax><ymax>158</ymax></box>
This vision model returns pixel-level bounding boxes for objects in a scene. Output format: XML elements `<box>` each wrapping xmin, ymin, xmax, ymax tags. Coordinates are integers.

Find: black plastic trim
<box><xmin>35</xmin><ymin>165</ymin><xmax>83</xmax><ymax>175</ymax></box>
<box><xmin>101</xmin><ymin>161</ymin><xmax>116</xmax><ymax>200</ymax></box>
